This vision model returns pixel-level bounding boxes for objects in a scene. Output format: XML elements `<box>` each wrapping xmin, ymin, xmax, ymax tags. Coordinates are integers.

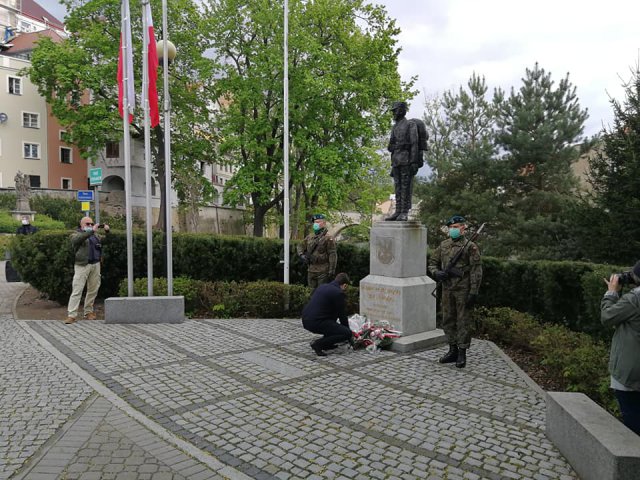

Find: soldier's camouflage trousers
<box><xmin>308</xmin><ymin>271</ymin><xmax>330</xmax><ymax>293</ymax></box>
<box><xmin>441</xmin><ymin>288</ymin><xmax>472</xmax><ymax>349</ymax></box>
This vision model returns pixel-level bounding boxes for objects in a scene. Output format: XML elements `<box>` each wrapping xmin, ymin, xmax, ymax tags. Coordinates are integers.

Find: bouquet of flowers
<box><xmin>348</xmin><ymin>314</ymin><xmax>401</xmax><ymax>353</ymax></box>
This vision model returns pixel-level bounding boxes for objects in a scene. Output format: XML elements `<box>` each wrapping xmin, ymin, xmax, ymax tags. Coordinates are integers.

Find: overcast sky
<box><xmin>45</xmin><ymin>0</ymin><xmax>639</xmax><ymax>137</ymax></box>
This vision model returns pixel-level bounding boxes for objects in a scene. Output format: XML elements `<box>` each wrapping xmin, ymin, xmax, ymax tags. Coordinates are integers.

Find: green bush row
<box><xmin>10</xmin><ymin>232</ymin><xmax>369</xmax><ymax>304</ymax></box>
<box><xmin>0</xmin><ymin>211</ymin><xmax>65</xmax><ymax>233</ymax></box>
<box><xmin>119</xmin><ymin>277</ymin><xmax>360</xmax><ymax>318</ymax></box>
<box><xmin>479</xmin><ymin>257</ymin><xmax>625</xmax><ymax>339</ymax></box>
<box><xmin>475</xmin><ymin>306</ymin><xmax>616</xmax><ymax>414</ymax></box>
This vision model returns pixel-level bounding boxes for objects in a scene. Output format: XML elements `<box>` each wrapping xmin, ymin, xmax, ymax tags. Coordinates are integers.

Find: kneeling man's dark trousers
<box><xmin>303</xmin><ymin>319</ymin><xmax>351</xmax><ymax>350</ymax></box>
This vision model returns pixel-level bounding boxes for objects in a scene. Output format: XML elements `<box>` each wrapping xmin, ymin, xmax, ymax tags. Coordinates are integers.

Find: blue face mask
<box><xmin>449</xmin><ymin>227</ymin><xmax>461</xmax><ymax>239</ymax></box>
<box><xmin>313</xmin><ymin>223</ymin><xmax>321</xmax><ymax>233</ymax></box>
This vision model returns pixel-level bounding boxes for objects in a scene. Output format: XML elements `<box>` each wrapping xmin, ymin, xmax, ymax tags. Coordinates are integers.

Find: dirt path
<box><xmin>15</xmin><ymin>285</ymin><xmax>104</xmax><ymax>321</ymax></box>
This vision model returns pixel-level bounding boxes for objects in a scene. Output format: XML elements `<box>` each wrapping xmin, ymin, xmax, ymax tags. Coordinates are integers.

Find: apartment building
<box><xmin>0</xmin><ymin>27</ymin><xmax>85</xmax><ymax>190</ymax></box>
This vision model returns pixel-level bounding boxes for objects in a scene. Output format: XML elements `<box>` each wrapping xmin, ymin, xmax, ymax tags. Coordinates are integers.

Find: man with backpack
<box><xmin>386</xmin><ymin>101</ymin><xmax>427</xmax><ymax>221</ymax></box>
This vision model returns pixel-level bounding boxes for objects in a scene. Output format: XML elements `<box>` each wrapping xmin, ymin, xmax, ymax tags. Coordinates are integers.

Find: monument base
<box><xmin>359</xmin><ymin>274</ymin><xmax>436</xmax><ymax>337</ymax></box>
<box><xmin>11</xmin><ymin>210</ymin><xmax>36</xmax><ymax>221</ymax></box>
<box><xmin>105</xmin><ymin>296</ymin><xmax>185</xmax><ymax>324</ymax></box>
<box><xmin>390</xmin><ymin>329</ymin><xmax>447</xmax><ymax>353</ymax></box>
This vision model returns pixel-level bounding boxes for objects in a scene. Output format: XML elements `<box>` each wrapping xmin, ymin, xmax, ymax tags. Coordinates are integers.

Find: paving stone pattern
<box><xmin>27</xmin><ymin>317</ymin><xmax>579</xmax><ymax>480</ymax></box>
<box><xmin>0</xmin><ymin>314</ymin><xmax>92</xmax><ymax>480</ymax></box>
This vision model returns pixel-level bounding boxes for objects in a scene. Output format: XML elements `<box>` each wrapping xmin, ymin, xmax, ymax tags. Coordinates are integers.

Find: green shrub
<box><xmin>474</xmin><ymin>306</ymin><xmax>542</xmax><ymax>351</ymax></box>
<box><xmin>532</xmin><ymin>323</ymin><xmax>615</xmax><ymax>411</ymax></box>
<box><xmin>119</xmin><ymin>277</ymin><xmax>204</xmax><ymax>316</ymax></box>
<box><xmin>0</xmin><ymin>234</ymin><xmax>12</xmax><ymax>259</ymax></box>
<box><xmin>0</xmin><ymin>193</ymin><xmax>17</xmax><ymax>210</ymax></box>
<box><xmin>0</xmin><ymin>211</ymin><xmax>63</xmax><ymax>233</ymax></box>
<box><xmin>478</xmin><ymin>306</ymin><xmax>616</xmax><ymax>414</ymax></box>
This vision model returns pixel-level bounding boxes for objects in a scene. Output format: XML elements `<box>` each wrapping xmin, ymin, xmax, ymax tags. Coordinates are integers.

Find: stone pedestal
<box><xmin>11</xmin><ymin>210</ymin><xmax>35</xmax><ymax>222</ymax></box>
<box><xmin>360</xmin><ymin>221</ymin><xmax>445</xmax><ymax>352</ymax></box>
<box><xmin>105</xmin><ymin>296</ymin><xmax>185</xmax><ymax>324</ymax></box>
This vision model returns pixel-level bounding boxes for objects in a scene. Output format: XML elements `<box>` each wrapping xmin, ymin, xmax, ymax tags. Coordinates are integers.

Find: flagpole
<box><xmin>142</xmin><ymin>0</ymin><xmax>153</xmax><ymax>296</ymax></box>
<box><xmin>161</xmin><ymin>0</ymin><xmax>173</xmax><ymax>295</ymax></box>
<box><xmin>121</xmin><ymin>0</ymin><xmax>134</xmax><ymax>297</ymax></box>
<box><xmin>283</xmin><ymin>0</ymin><xmax>290</xmax><ymax>287</ymax></box>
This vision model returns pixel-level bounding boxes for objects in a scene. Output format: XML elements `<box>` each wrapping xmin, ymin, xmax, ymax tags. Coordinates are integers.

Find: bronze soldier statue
<box><xmin>428</xmin><ymin>215</ymin><xmax>483</xmax><ymax>368</ymax></box>
<box><xmin>297</xmin><ymin>214</ymin><xmax>337</xmax><ymax>292</ymax></box>
<box><xmin>386</xmin><ymin>101</ymin><xmax>426</xmax><ymax>221</ymax></box>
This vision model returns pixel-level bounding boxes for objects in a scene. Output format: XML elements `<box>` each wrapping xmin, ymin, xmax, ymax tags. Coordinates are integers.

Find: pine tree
<box><xmin>582</xmin><ymin>64</ymin><xmax>640</xmax><ymax>264</ymax></box>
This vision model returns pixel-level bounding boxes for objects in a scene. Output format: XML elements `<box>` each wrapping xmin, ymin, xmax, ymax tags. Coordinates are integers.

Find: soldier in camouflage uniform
<box><xmin>297</xmin><ymin>214</ymin><xmax>337</xmax><ymax>292</ymax></box>
<box><xmin>428</xmin><ymin>215</ymin><xmax>482</xmax><ymax>368</ymax></box>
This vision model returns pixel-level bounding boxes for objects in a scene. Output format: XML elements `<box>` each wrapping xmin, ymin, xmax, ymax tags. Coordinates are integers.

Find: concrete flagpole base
<box><xmin>104</xmin><ymin>296</ymin><xmax>185</xmax><ymax>324</ymax></box>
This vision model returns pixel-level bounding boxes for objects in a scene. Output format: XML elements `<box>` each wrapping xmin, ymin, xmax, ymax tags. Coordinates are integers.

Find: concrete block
<box><xmin>390</xmin><ymin>329</ymin><xmax>447</xmax><ymax>353</ymax></box>
<box><xmin>104</xmin><ymin>296</ymin><xmax>185</xmax><ymax>324</ymax></box>
<box><xmin>546</xmin><ymin>392</ymin><xmax>640</xmax><ymax>480</ymax></box>
<box><xmin>369</xmin><ymin>221</ymin><xmax>427</xmax><ymax>278</ymax></box>
<box><xmin>359</xmin><ymin>274</ymin><xmax>436</xmax><ymax>336</ymax></box>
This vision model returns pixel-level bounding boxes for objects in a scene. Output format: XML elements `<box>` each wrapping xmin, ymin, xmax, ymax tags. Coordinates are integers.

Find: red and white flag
<box><xmin>143</xmin><ymin>1</ymin><xmax>160</xmax><ymax>127</ymax></box>
<box><xmin>117</xmin><ymin>0</ymin><xmax>135</xmax><ymax>123</ymax></box>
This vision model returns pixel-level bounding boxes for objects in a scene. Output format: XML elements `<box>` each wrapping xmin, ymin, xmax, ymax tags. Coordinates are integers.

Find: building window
<box><xmin>60</xmin><ymin>147</ymin><xmax>72</xmax><ymax>164</ymax></box>
<box><xmin>22</xmin><ymin>112</ymin><xmax>39</xmax><ymax>128</ymax></box>
<box><xmin>61</xmin><ymin>178</ymin><xmax>72</xmax><ymax>190</ymax></box>
<box><xmin>23</xmin><ymin>143</ymin><xmax>39</xmax><ymax>159</ymax></box>
<box><xmin>59</xmin><ymin>130</ymin><xmax>67</xmax><ymax>141</ymax></box>
<box><xmin>151</xmin><ymin>179</ymin><xmax>157</xmax><ymax>196</ymax></box>
<box><xmin>9</xmin><ymin>76</ymin><xmax>22</xmax><ymax>95</ymax></box>
<box><xmin>29</xmin><ymin>175</ymin><xmax>40</xmax><ymax>188</ymax></box>
<box><xmin>106</xmin><ymin>141</ymin><xmax>119</xmax><ymax>158</ymax></box>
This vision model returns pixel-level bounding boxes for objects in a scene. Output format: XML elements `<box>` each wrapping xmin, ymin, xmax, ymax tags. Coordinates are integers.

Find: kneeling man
<box><xmin>302</xmin><ymin>272</ymin><xmax>352</xmax><ymax>356</ymax></box>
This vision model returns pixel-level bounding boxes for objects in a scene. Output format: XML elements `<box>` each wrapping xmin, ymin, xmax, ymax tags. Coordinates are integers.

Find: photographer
<box><xmin>65</xmin><ymin>217</ymin><xmax>110</xmax><ymax>324</ymax></box>
<box><xmin>601</xmin><ymin>261</ymin><xmax>640</xmax><ymax>435</ymax></box>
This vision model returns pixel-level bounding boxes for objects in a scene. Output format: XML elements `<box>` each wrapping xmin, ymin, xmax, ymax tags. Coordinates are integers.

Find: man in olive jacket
<box><xmin>65</xmin><ymin>217</ymin><xmax>110</xmax><ymax>324</ymax></box>
<box><xmin>601</xmin><ymin>260</ymin><xmax>640</xmax><ymax>435</ymax></box>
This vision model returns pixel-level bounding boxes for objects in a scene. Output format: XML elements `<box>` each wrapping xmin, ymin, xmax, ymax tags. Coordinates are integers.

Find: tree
<box><xmin>27</xmin><ymin>0</ymin><xmax>216</xmax><ymax>230</ymax></box>
<box><xmin>418</xmin><ymin>74</ymin><xmax>504</xmax><ymax>237</ymax></box>
<box><xmin>490</xmin><ymin>63</ymin><xmax>591</xmax><ymax>259</ymax></box>
<box><xmin>203</xmin><ymin>0</ymin><xmax>413</xmax><ymax>236</ymax></box>
<box><xmin>579</xmin><ymin>64</ymin><xmax>640</xmax><ymax>264</ymax></box>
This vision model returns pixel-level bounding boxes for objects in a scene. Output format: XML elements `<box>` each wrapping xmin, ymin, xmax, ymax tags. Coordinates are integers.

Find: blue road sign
<box><xmin>77</xmin><ymin>190</ymin><xmax>94</xmax><ymax>202</ymax></box>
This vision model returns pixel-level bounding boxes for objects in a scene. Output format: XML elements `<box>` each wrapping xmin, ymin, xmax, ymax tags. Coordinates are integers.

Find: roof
<box><xmin>3</xmin><ymin>28</ymin><xmax>64</xmax><ymax>55</ymax></box>
<box><xmin>21</xmin><ymin>0</ymin><xmax>65</xmax><ymax>31</ymax></box>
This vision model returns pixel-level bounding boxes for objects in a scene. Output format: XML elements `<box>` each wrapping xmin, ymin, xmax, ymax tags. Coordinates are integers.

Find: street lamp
<box><xmin>157</xmin><ymin>4</ymin><xmax>176</xmax><ymax>294</ymax></box>
<box><xmin>156</xmin><ymin>39</ymin><xmax>176</xmax><ymax>64</ymax></box>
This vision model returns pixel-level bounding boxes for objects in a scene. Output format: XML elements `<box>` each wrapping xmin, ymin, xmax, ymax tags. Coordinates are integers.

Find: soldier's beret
<box><xmin>312</xmin><ymin>214</ymin><xmax>325</xmax><ymax>220</ymax></box>
<box><xmin>446</xmin><ymin>215</ymin><xmax>466</xmax><ymax>226</ymax></box>
<box><xmin>391</xmin><ymin>101</ymin><xmax>407</xmax><ymax>111</ymax></box>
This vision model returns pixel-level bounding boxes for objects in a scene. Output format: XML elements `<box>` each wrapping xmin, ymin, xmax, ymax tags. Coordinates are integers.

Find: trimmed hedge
<box><xmin>119</xmin><ymin>276</ymin><xmax>360</xmax><ymax>318</ymax></box>
<box><xmin>9</xmin><ymin>231</ymin><xmax>630</xmax><ymax>339</ymax></box>
<box><xmin>0</xmin><ymin>211</ymin><xmax>64</xmax><ymax>233</ymax></box>
<box><xmin>10</xmin><ymin>232</ymin><xmax>369</xmax><ymax>304</ymax></box>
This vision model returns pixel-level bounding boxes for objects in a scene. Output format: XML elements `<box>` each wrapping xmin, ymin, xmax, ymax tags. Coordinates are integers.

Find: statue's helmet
<box><xmin>391</xmin><ymin>101</ymin><xmax>407</xmax><ymax>112</ymax></box>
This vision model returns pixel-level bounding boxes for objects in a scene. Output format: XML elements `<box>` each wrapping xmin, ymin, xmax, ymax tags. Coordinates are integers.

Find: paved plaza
<box><xmin>0</xmin><ymin>266</ymin><xmax>579</xmax><ymax>479</ymax></box>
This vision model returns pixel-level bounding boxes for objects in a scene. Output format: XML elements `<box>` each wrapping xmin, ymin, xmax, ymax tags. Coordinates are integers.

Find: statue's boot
<box><xmin>385</xmin><ymin>211</ymin><xmax>401</xmax><ymax>221</ymax></box>
<box><xmin>396</xmin><ymin>212</ymin><xmax>408</xmax><ymax>221</ymax></box>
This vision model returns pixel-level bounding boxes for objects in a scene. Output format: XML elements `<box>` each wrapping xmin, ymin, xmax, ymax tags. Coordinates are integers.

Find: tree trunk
<box><xmin>252</xmin><ymin>203</ymin><xmax>268</xmax><ymax>237</ymax></box>
<box><xmin>153</xmin><ymin>125</ymin><xmax>167</xmax><ymax>231</ymax></box>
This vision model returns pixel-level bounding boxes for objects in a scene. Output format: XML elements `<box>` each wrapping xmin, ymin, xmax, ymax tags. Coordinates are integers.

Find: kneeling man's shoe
<box><xmin>456</xmin><ymin>348</ymin><xmax>467</xmax><ymax>368</ymax></box>
<box><xmin>311</xmin><ymin>342</ymin><xmax>327</xmax><ymax>357</ymax></box>
<box><xmin>85</xmin><ymin>312</ymin><xmax>97</xmax><ymax>320</ymax></box>
<box><xmin>439</xmin><ymin>345</ymin><xmax>458</xmax><ymax>364</ymax></box>
<box><xmin>64</xmin><ymin>316</ymin><xmax>76</xmax><ymax>324</ymax></box>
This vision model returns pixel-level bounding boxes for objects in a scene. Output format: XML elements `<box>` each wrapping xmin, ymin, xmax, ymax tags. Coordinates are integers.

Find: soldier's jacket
<box><xmin>297</xmin><ymin>229</ymin><xmax>337</xmax><ymax>273</ymax></box>
<box><xmin>388</xmin><ymin>117</ymin><xmax>419</xmax><ymax>168</ymax></box>
<box><xmin>428</xmin><ymin>236</ymin><xmax>482</xmax><ymax>293</ymax></box>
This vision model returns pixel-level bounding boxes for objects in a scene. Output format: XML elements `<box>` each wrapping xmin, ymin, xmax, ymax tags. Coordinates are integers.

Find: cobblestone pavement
<box><xmin>1</xmin><ymin>266</ymin><xmax>579</xmax><ymax>479</ymax></box>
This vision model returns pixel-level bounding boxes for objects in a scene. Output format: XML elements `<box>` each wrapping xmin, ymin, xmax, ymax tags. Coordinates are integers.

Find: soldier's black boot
<box><xmin>439</xmin><ymin>345</ymin><xmax>458</xmax><ymax>364</ymax></box>
<box><xmin>456</xmin><ymin>348</ymin><xmax>467</xmax><ymax>368</ymax></box>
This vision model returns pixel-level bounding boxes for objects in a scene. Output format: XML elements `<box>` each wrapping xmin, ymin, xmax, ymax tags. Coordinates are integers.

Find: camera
<box><xmin>615</xmin><ymin>271</ymin><xmax>636</xmax><ymax>286</ymax></box>
<box><xmin>97</xmin><ymin>224</ymin><xmax>105</xmax><ymax>229</ymax></box>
